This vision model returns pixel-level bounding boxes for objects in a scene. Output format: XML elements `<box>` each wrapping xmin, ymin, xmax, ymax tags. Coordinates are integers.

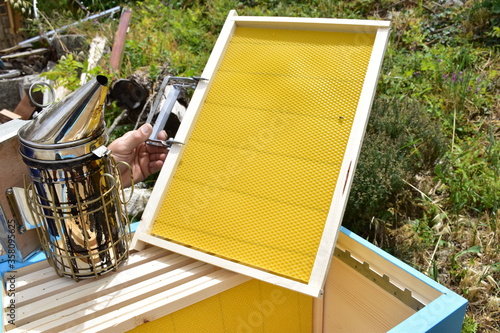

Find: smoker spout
<box><xmin>18</xmin><ymin>75</ymin><xmax>108</xmax><ymax>150</ymax></box>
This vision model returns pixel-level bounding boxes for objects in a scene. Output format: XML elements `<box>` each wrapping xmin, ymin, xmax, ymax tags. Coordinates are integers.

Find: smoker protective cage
<box><xmin>132</xmin><ymin>11</ymin><xmax>391</xmax><ymax>297</ymax></box>
<box><xmin>25</xmin><ymin>157</ymin><xmax>131</xmax><ymax>281</ymax></box>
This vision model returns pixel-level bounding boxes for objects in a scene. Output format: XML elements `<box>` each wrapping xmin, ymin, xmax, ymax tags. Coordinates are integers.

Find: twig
<box><xmin>427</xmin><ymin>233</ymin><xmax>443</xmax><ymax>274</ymax></box>
<box><xmin>451</xmin><ymin>107</ymin><xmax>457</xmax><ymax>153</ymax></box>
<box><xmin>106</xmin><ymin>109</ymin><xmax>128</xmax><ymax>136</ymax></box>
<box><xmin>134</xmin><ymin>95</ymin><xmax>154</xmax><ymax>130</ymax></box>
<box><xmin>37</xmin><ymin>10</ymin><xmax>70</xmax><ymax>54</ymax></box>
<box><xmin>403</xmin><ymin>179</ymin><xmax>450</xmax><ymax>274</ymax></box>
<box><xmin>403</xmin><ymin>179</ymin><xmax>449</xmax><ymax>220</ymax></box>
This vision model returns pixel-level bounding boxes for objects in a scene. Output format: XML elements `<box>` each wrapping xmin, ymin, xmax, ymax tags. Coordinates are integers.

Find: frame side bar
<box><xmin>138</xmin><ymin>233</ymin><xmax>321</xmax><ymax>297</ymax></box>
<box><xmin>131</xmin><ymin>10</ymin><xmax>239</xmax><ymax>251</ymax></box>
<box><xmin>307</xmin><ymin>25</ymin><xmax>391</xmax><ymax>293</ymax></box>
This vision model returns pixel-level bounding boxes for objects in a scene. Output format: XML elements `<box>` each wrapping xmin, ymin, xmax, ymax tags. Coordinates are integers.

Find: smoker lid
<box><xmin>18</xmin><ymin>76</ymin><xmax>108</xmax><ymax>150</ymax></box>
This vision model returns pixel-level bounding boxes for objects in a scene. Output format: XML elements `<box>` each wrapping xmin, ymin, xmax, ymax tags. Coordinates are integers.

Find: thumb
<box><xmin>121</xmin><ymin>123</ymin><xmax>152</xmax><ymax>150</ymax></box>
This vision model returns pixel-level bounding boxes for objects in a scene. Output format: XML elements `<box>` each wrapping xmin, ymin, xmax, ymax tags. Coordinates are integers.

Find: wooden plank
<box><xmin>323</xmin><ymin>256</ymin><xmax>415</xmax><ymax>332</ymax></box>
<box><xmin>15</xmin><ymin>253</ymin><xmax>195</xmax><ymax>325</ymax></box>
<box><xmin>336</xmin><ymin>230</ymin><xmax>442</xmax><ymax>304</ymax></box>
<box><xmin>4</xmin><ymin>243</ymin><xmax>249</xmax><ymax>333</ymax></box>
<box><xmin>0</xmin><ymin>109</ymin><xmax>21</xmax><ymax>123</ymax></box>
<box><xmin>0</xmin><ymin>1</ymin><xmax>22</xmax><ymax>48</ymax></box>
<box><xmin>232</xmin><ymin>15</ymin><xmax>390</xmax><ymax>33</ymax></box>
<box><xmin>6</xmin><ymin>260</ymin><xmax>50</xmax><ymax>284</ymax></box>
<box><xmin>109</xmin><ymin>8</ymin><xmax>132</xmax><ymax>73</ymax></box>
<box><xmin>67</xmin><ymin>270</ymin><xmax>249</xmax><ymax>333</ymax></box>
<box><xmin>312</xmin><ymin>295</ymin><xmax>324</xmax><ymax>333</ymax></box>
<box><xmin>15</xmin><ymin>247</ymin><xmax>175</xmax><ymax>307</ymax></box>
<box><xmin>11</xmin><ymin>262</ymin><xmax>219</xmax><ymax>332</ymax></box>
<box><xmin>14</xmin><ymin>246</ymin><xmax>166</xmax><ymax>291</ymax></box>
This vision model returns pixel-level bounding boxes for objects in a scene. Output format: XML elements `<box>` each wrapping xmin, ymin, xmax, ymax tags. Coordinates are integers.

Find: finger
<box><xmin>143</xmin><ymin>129</ymin><xmax>167</xmax><ymax>143</ymax></box>
<box><xmin>157</xmin><ymin>129</ymin><xmax>168</xmax><ymax>141</ymax></box>
<box><xmin>118</xmin><ymin>124</ymin><xmax>153</xmax><ymax>150</ymax></box>
<box><xmin>149</xmin><ymin>159</ymin><xmax>164</xmax><ymax>174</ymax></box>
<box><xmin>146</xmin><ymin>143</ymin><xmax>168</xmax><ymax>154</ymax></box>
<box><xmin>149</xmin><ymin>152</ymin><xmax>168</xmax><ymax>162</ymax></box>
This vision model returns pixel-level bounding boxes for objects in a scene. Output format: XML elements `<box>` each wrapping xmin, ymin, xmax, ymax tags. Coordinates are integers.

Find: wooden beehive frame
<box><xmin>132</xmin><ymin>11</ymin><xmax>390</xmax><ymax>297</ymax></box>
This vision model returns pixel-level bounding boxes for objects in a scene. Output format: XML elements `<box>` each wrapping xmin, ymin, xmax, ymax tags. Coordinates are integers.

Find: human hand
<box><xmin>108</xmin><ymin>123</ymin><xmax>168</xmax><ymax>188</ymax></box>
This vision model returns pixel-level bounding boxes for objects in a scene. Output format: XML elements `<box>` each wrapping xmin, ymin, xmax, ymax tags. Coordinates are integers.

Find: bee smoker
<box><xmin>16</xmin><ymin>75</ymin><xmax>131</xmax><ymax>281</ymax></box>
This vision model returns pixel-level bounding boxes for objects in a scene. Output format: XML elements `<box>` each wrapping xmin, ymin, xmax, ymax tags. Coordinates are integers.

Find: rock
<box><xmin>442</xmin><ymin>0</ymin><xmax>464</xmax><ymax>7</ymax></box>
<box><xmin>0</xmin><ymin>74</ymin><xmax>45</xmax><ymax>111</ymax></box>
<box><xmin>50</xmin><ymin>35</ymin><xmax>89</xmax><ymax>60</ymax></box>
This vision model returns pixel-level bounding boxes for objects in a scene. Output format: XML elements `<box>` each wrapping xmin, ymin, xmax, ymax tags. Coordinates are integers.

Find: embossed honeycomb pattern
<box><xmin>152</xmin><ymin>27</ymin><xmax>375</xmax><ymax>283</ymax></box>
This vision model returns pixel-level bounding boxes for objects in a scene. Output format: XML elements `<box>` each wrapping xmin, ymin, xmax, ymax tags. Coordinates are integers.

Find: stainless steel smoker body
<box><xmin>17</xmin><ymin>75</ymin><xmax>130</xmax><ymax>280</ymax></box>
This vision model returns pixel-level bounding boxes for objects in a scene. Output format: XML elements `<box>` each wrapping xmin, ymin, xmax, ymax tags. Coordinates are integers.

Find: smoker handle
<box><xmin>28</xmin><ymin>81</ymin><xmax>56</xmax><ymax>108</ymax></box>
<box><xmin>5</xmin><ymin>187</ymin><xmax>37</xmax><ymax>234</ymax></box>
<box><xmin>110</xmin><ymin>160</ymin><xmax>135</xmax><ymax>205</ymax></box>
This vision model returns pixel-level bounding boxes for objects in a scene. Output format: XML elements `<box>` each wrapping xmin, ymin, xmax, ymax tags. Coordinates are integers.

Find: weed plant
<box><xmin>343</xmin><ymin>97</ymin><xmax>447</xmax><ymax>239</ymax></box>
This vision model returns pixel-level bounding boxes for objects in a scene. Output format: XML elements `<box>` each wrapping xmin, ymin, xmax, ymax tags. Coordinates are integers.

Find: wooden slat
<box><xmin>15</xmin><ymin>253</ymin><xmax>195</xmax><ymax>326</ymax></box>
<box><xmin>5</xmin><ymin>260</ymin><xmax>50</xmax><ymax>285</ymax></box>
<box><xmin>16</xmin><ymin>250</ymin><xmax>184</xmax><ymax>311</ymax></box>
<box><xmin>67</xmin><ymin>270</ymin><xmax>250</xmax><ymax>333</ymax></box>
<box><xmin>12</xmin><ymin>263</ymin><xmax>218</xmax><ymax>332</ymax></box>
<box><xmin>308</xmin><ymin>24</ymin><xmax>391</xmax><ymax>294</ymax></box>
<box><xmin>0</xmin><ymin>109</ymin><xmax>21</xmax><ymax>123</ymax></box>
<box><xmin>335</xmin><ymin>232</ymin><xmax>442</xmax><ymax>304</ymax></box>
<box><xmin>4</xmin><ymin>249</ymin><xmax>250</xmax><ymax>333</ymax></box>
<box><xmin>313</xmin><ymin>296</ymin><xmax>324</xmax><ymax>333</ymax></box>
<box><xmin>109</xmin><ymin>8</ymin><xmax>132</xmax><ymax>73</ymax></box>
<box><xmin>14</xmin><ymin>246</ymin><xmax>165</xmax><ymax>292</ymax></box>
<box><xmin>232</xmin><ymin>15</ymin><xmax>390</xmax><ymax>34</ymax></box>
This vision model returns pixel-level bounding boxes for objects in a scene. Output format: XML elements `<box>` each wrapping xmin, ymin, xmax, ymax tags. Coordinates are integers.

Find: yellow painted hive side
<box><xmin>126</xmin><ymin>279</ymin><xmax>313</xmax><ymax>333</ymax></box>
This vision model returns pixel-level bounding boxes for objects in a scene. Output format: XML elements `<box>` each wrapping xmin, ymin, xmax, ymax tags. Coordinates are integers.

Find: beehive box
<box><xmin>1</xmin><ymin>12</ymin><xmax>467</xmax><ymax>332</ymax></box>
<box><xmin>0</xmin><ymin>226</ymin><xmax>466</xmax><ymax>332</ymax></box>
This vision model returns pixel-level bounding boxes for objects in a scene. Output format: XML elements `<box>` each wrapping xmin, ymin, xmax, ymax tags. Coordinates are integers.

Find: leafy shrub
<box><xmin>39</xmin><ymin>53</ymin><xmax>107</xmax><ymax>90</ymax></box>
<box><xmin>342</xmin><ymin>98</ymin><xmax>447</xmax><ymax>237</ymax></box>
<box><xmin>466</xmin><ymin>0</ymin><xmax>500</xmax><ymax>47</ymax></box>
